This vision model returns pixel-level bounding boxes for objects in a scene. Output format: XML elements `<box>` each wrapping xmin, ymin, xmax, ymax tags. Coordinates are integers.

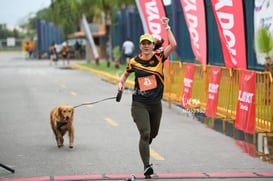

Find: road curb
<box><xmin>71</xmin><ymin>63</ymin><xmax>134</xmax><ymax>90</ymax></box>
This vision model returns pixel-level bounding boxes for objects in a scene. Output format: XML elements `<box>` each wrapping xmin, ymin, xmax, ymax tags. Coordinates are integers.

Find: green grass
<box><xmin>79</xmin><ymin>61</ymin><xmax>134</xmax><ymax>81</ymax></box>
<box><xmin>0</xmin><ymin>49</ymin><xmax>22</xmax><ymax>52</ymax></box>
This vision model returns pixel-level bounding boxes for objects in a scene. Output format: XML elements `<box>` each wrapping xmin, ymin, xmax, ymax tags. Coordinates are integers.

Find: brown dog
<box><xmin>50</xmin><ymin>104</ymin><xmax>74</xmax><ymax>148</ymax></box>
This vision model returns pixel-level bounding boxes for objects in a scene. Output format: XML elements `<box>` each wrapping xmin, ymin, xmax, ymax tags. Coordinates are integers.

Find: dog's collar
<box><xmin>57</xmin><ymin>121</ymin><xmax>68</xmax><ymax>131</ymax></box>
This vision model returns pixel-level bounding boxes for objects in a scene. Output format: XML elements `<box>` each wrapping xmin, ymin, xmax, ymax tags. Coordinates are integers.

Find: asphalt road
<box><xmin>0</xmin><ymin>52</ymin><xmax>273</xmax><ymax>181</ymax></box>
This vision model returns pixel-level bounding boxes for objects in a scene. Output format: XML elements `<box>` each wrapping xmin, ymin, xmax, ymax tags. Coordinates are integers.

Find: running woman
<box><xmin>118</xmin><ymin>16</ymin><xmax>177</xmax><ymax>178</ymax></box>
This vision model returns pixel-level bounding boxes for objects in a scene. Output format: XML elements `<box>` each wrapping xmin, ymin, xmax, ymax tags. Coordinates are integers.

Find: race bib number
<box><xmin>138</xmin><ymin>75</ymin><xmax>157</xmax><ymax>91</ymax></box>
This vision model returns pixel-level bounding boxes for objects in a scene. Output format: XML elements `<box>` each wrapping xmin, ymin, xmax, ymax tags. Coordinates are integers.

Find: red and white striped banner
<box><xmin>180</xmin><ymin>0</ymin><xmax>207</xmax><ymax>65</ymax></box>
<box><xmin>210</xmin><ymin>0</ymin><xmax>247</xmax><ymax>69</ymax></box>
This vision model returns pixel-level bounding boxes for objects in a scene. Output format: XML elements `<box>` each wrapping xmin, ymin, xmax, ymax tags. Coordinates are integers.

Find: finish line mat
<box><xmin>1</xmin><ymin>172</ymin><xmax>273</xmax><ymax>181</ymax></box>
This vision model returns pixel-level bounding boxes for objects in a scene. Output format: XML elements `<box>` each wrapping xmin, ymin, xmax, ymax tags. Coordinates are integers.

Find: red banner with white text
<box><xmin>210</xmin><ymin>0</ymin><xmax>246</xmax><ymax>69</ymax></box>
<box><xmin>181</xmin><ymin>63</ymin><xmax>195</xmax><ymax>109</ymax></box>
<box><xmin>235</xmin><ymin>70</ymin><xmax>256</xmax><ymax>134</ymax></box>
<box><xmin>180</xmin><ymin>0</ymin><xmax>207</xmax><ymax>65</ymax></box>
<box><xmin>205</xmin><ymin>66</ymin><xmax>221</xmax><ymax>117</ymax></box>
<box><xmin>135</xmin><ymin>0</ymin><xmax>168</xmax><ymax>49</ymax></box>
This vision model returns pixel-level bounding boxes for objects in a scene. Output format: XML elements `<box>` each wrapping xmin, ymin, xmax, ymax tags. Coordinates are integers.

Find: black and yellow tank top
<box><xmin>126</xmin><ymin>52</ymin><xmax>167</xmax><ymax>102</ymax></box>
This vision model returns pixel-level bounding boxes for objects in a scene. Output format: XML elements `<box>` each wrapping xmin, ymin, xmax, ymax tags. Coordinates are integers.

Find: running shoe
<box><xmin>144</xmin><ymin>164</ymin><xmax>153</xmax><ymax>178</ymax></box>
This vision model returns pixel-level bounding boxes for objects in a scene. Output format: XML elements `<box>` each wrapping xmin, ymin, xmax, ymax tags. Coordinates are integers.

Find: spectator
<box><xmin>61</xmin><ymin>42</ymin><xmax>71</xmax><ymax>65</ymax></box>
<box><xmin>49</xmin><ymin>42</ymin><xmax>57</xmax><ymax>66</ymax></box>
<box><xmin>75</xmin><ymin>41</ymin><xmax>82</xmax><ymax>59</ymax></box>
<box><xmin>122</xmin><ymin>38</ymin><xmax>135</xmax><ymax>64</ymax></box>
<box><xmin>26</xmin><ymin>42</ymin><xmax>33</xmax><ymax>59</ymax></box>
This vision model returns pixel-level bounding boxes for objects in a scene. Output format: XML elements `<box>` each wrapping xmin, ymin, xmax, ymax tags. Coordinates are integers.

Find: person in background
<box><xmin>75</xmin><ymin>41</ymin><xmax>82</xmax><ymax>59</ymax></box>
<box><xmin>122</xmin><ymin>37</ymin><xmax>135</xmax><ymax>64</ymax></box>
<box><xmin>61</xmin><ymin>42</ymin><xmax>71</xmax><ymax>65</ymax></box>
<box><xmin>117</xmin><ymin>17</ymin><xmax>177</xmax><ymax>178</ymax></box>
<box><xmin>49</xmin><ymin>42</ymin><xmax>57</xmax><ymax>66</ymax></box>
<box><xmin>26</xmin><ymin>42</ymin><xmax>33</xmax><ymax>59</ymax></box>
<box><xmin>24</xmin><ymin>42</ymin><xmax>29</xmax><ymax>60</ymax></box>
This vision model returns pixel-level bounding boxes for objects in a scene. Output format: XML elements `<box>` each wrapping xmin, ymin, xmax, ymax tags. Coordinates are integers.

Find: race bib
<box><xmin>138</xmin><ymin>75</ymin><xmax>157</xmax><ymax>91</ymax></box>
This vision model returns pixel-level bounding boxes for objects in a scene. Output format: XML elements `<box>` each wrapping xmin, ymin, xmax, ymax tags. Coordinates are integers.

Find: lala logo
<box><xmin>184</xmin><ymin>78</ymin><xmax>193</xmax><ymax>88</ymax></box>
<box><xmin>238</xmin><ymin>90</ymin><xmax>254</xmax><ymax>104</ymax></box>
<box><xmin>238</xmin><ymin>90</ymin><xmax>254</xmax><ymax>111</ymax></box>
<box><xmin>208</xmin><ymin>83</ymin><xmax>219</xmax><ymax>93</ymax></box>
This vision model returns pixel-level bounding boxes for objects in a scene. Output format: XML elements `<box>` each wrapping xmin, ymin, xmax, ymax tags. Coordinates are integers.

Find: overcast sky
<box><xmin>0</xmin><ymin>0</ymin><xmax>51</xmax><ymax>27</ymax></box>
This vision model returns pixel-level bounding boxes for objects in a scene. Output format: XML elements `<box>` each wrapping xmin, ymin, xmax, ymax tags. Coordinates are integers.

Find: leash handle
<box><xmin>116</xmin><ymin>90</ymin><xmax>123</xmax><ymax>102</ymax></box>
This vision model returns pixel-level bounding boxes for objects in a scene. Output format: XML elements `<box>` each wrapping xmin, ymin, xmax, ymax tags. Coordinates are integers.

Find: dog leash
<box><xmin>73</xmin><ymin>91</ymin><xmax>123</xmax><ymax>108</ymax></box>
<box><xmin>73</xmin><ymin>97</ymin><xmax>116</xmax><ymax>108</ymax></box>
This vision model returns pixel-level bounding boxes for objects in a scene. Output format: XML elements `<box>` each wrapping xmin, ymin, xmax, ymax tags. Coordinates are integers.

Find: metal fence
<box><xmin>0</xmin><ymin>38</ymin><xmax>23</xmax><ymax>51</ymax></box>
<box><xmin>164</xmin><ymin>61</ymin><xmax>273</xmax><ymax>134</ymax></box>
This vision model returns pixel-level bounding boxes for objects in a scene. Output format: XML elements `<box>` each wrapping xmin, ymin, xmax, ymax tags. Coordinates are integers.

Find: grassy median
<box><xmin>78</xmin><ymin>61</ymin><xmax>134</xmax><ymax>81</ymax></box>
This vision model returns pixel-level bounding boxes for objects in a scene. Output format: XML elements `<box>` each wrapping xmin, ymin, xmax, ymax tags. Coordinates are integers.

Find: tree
<box><xmin>0</xmin><ymin>24</ymin><xmax>24</xmax><ymax>39</ymax></box>
<box><xmin>49</xmin><ymin>0</ymin><xmax>81</xmax><ymax>37</ymax></box>
<box><xmin>23</xmin><ymin>0</ymin><xmax>136</xmax><ymax>63</ymax></box>
<box><xmin>256</xmin><ymin>27</ymin><xmax>273</xmax><ymax>73</ymax></box>
<box><xmin>90</xmin><ymin>0</ymin><xmax>135</xmax><ymax>66</ymax></box>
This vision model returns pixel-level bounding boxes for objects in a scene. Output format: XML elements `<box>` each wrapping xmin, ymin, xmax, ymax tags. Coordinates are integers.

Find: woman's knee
<box><xmin>140</xmin><ymin>130</ymin><xmax>150</xmax><ymax>142</ymax></box>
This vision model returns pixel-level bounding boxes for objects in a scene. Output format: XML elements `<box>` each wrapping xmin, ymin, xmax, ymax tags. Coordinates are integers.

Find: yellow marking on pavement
<box><xmin>105</xmin><ymin>118</ymin><xmax>119</xmax><ymax>126</ymax></box>
<box><xmin>71</xmin><ymin>91</ymin><xmax>77</xmax><ymax>96</ymax></box>
<box><xmin>150</xmin><ymin>148</ymin><xmax>165</xmax><ymax>160</ymax></box>
<box><xmin>86</xmin><ymin>104</ymin><xmax>93</xmax><ymax>108</ymax></box>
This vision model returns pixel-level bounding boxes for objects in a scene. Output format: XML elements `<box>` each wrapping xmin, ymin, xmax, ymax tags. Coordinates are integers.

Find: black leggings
<box><xmin>131</xmin><ymin>101</ymin><xmax>162</xmax><ymax>166</ymax></box>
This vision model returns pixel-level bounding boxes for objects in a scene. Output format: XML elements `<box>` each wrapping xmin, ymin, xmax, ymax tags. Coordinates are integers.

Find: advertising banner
<box><xmin>181</xmin><ymin>63</ymin><xmax>195</xmax><ymax>108</ymax></box>
<box><xmin>254</xmin><ymin>0</ymin><xmax>273</xmax><ymax>65</ymax></box>
<box><xmin>235</xmin><ymin>70</ymin><xmax>256</xmax><ymax>134</ymax></box>
<box><xmin>210</xmin><ymin>0</ymin><xmax>247</xmax><ymax>69</ymax></box>
<box><xmin>135</xmin><ymin>0</ymin><xmax>168</xmax><ymax>48</ymax></box>
<box><xmin>205</xmin><ymin>66</ymin><xmax>221</xmax><ymax>117</ymax></box>
<box><xmin>180</xmin><ymin>0</ymin><xmax>207</xmax><ymax>65</ymax></box>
